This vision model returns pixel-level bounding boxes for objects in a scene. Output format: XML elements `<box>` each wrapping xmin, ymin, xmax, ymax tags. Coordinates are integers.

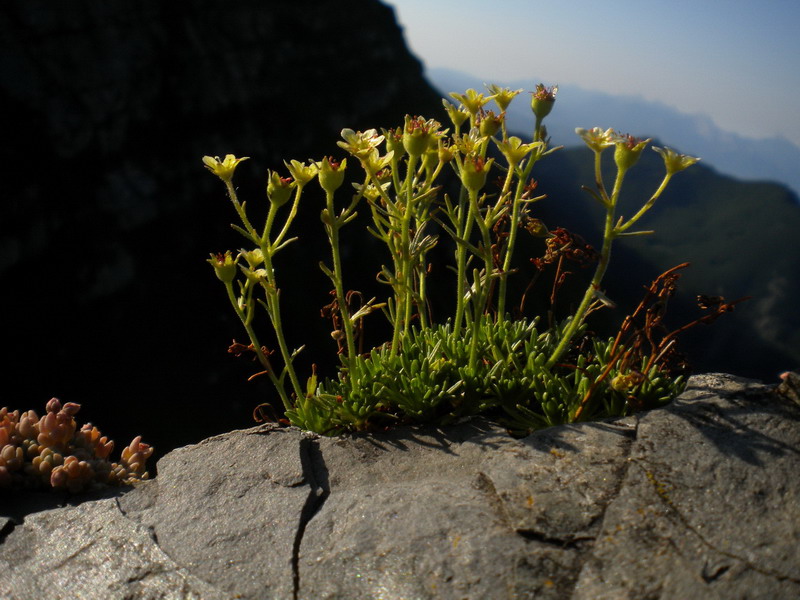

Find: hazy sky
<box><xmin>388</xmin><ymin>0</ymin><xmax>800</xmax><ymax>146</ymax></box>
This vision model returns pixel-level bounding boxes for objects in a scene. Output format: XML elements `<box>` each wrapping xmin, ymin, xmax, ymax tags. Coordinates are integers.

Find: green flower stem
<box><xmin>467</xmin><ymin>285</ymin><xmax>482</xmax><ymax>372</ymax></box>
<box><xmin>223</xmin><ymin>281</ymin><xmax>293</xmax><ymax>411</ymax></box>
<box><xmin>545</xmin><ymin>166</ymin><xmax>628</xmax><ymax>369</ymax></box>
<box><xmin>417</xmin><ymin>256</ymin><xmax>429</xmax><ymax>330</ymax></box>
<box><xmin>466</xmin><ymin>190</ymin><xmax>496</xmax><ymax>372</ymax></box>
<box><xmin>225</xmin><ymin>182</ymin><xmax>258</xmax><ymax>240</ymax></box>
<box><xmin>423</xmin><ymin>159</ymin><xmax>446</xmax><ymax>193</ymax></box>
<box><xmin>273</xmin><ymin>185</ymin><xmax>305</xmax><ymax>248</ymax></box>
<box><xmin>496</xmin><ymin>154</ymin><xmax>538</xmax><ymax>321</ymax></box>
<box><xmin>262</xmin><ymin>201</ymin><xmax>280</xmax><ymax>246</ymax></box>
<box><xmin>363</xmin><ymin>164</ymin><xmax>424</xmax><ymax>350</ymax></box>
<box><xmin>534</xmin><ymin>116</ymin><xmax>544</xmax><ymax>143</ymax></box>
<box><xmin>400</xmin><ymin>155</ymin><xmax>418</xmax><ymax>341</ymax></box>
<box><xmin>470</xmin><ymin>191</ymin><xmax>495</xmax><ymax>314</ymax></box>
<box><xmin>258</xmin><ymin>248</ymin><xmax>305</xmax><ymax>402</ymax></box>
<box><xmin>616</xmin><ymin>173</ymin><xmax>672</xmax><ymax>233</ymax></box>
<box><xmin>324</xmin><ymin>190</ymin><xmax>358</xmax><ymax>363</ymax></box>
<box><xmin>592</xmin><ymin>150</ymin><xmax>609</xmax><ymax>205</ymax></box>
<box><xmin>363</xmin><ymin>172</ymin><xmax>402</xmax><ymax>323</ymax></box>
<box><xmin>453</xmin><ymin>187</ymin><xmax>477</xmax><ymax>337</ymax></box>
<box><xmin>226</xmin><ymin>179</ymin><xmax>304</xmax><ymax>404</ymax></box>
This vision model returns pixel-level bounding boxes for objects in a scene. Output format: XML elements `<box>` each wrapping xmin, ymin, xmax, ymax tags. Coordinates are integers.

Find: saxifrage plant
<box><xmin>204</xmin><ymin>83</ymin><xmax>727</xmax><ymax>436</ymax></box>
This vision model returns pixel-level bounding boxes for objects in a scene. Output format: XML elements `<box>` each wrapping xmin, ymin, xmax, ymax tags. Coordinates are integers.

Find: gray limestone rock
<box><xmin>2</xmin><ymin>373</ymin><xmax>799</xmax><ymax>599</ymax></box>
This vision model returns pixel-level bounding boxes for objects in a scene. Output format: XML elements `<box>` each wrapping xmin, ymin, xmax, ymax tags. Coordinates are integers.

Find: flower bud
<box><xmin>267</xmin><ymin>171</ymin><xmax>296</xmax><ymax>207</ymax></box>
<box><xmin>478</xmin><ymin>111</ymin><xmax>503</xmax><ymax>138</ymax></box>
<box><xmin>402</xmin><ymin>116</ymin><xmax>441</xmax><ymax>158</ymax></box>
<box><xmin>207</xmin><ymin>251</ymin><xmax>239</xmax><ymax>283</ymax></box>
<box><xmin>531</xmin><ymin>84</ymin><xmax>557</xmax><ymax>120</ymax></box>
<box><xmin>437</xmin><ymin>141</ymin><xmax>456</xmax><ymax>163</ymax></box>
<box><xmin>612</xmin><ymin>134</ymin><xmax>651</xmax><ymax>171</ymax></box>
<box><xmin>317</xmin><ymin>157</ymin><xmax>347</xmax><ymax>194</ymax></box>
<box><xmin>460</xmin><ymin>155</ymin><xmax>494</xmax><ymax>192</ymax></box>
<box><xmin>442</xmin><ymin>100</ymin><xmax>469</xmax><ymax>129</ymax></box>
<box><xmin>382</xmin><ymin>127</ymin><xmax>406</xmax><ymax>160</ymax></box>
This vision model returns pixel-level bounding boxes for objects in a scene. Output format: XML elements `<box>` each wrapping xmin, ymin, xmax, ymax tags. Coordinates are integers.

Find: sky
<box><xmin>388</xmin><ymin>0</ymin><xmax>800</xmax><ymax>146</ymax></box>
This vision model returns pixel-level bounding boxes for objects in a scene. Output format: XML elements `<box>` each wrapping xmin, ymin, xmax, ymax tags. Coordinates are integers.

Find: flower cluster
<box><xmin>204</xmin><ymin>81</ymin><xmax>703</xmax><ymax>436</ymax></box>
<box><xmin>0</xmin><ymin>398</ymin><xmax>152</xmax><ymax>492</ymax></box>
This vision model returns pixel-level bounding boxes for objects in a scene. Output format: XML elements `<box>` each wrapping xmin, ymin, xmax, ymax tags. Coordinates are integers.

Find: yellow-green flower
<box><xmin>449</xmin><ymin>89</ymin><xmax>490</xmax><ymax>117</ymax></box>
<box><xmin>454</xmin><ymin>128</ymin><xmax>484</xmax><ymax>155</ymax></box>
<box><xmin>460</xmin><ymin>155</ymin><xmax>494</xmax><ymax>192</ymax></box>
<box><xmin>284</xmin><ymin>159</ymin><xmax>318</xmax><ymax>187</ymax></box>
<box><xmin>437</xmin><ymin>140</ymin><xmax>456</xmax><ymax>163</ymax></box>
<box><xmin>442</xmin><ymin>99</ymin><xmax>470</xmax><ymax>129</ymax></box>
<box><xmin>337</xmin><ymin>128</ymin><xmax>385</xmax><ymax>160</ymax></box>
<box><xmin>486</xmin><ymin>84</ymin><xmax>522</xmax><ymax>112</ymax></box>
<box><xmin>612</xmin><ymin>133</ymin><xmax>652</xmax><ymax>171</ymax></box>
<box><xmin>381</xmin><ymin>126</ymin><xmax>406</xmax><ymax>160</ymax></box>
<box><xmin>478</xmin><ymin>110</ymin><xmax>504</xmax><ymax>138</ymax></box>
<box><xmin>402</xmin><ymin>115</ymin><xmax>442</xmax><ymax>158</ymax></box>
<box><xmin>202</xmin><ymin>154</ymin><xmax>249</xmax><ymax>183</ymax></box>
<box><xmin>575</xmin><ymin>127</ymin><xmax>616</xmax><ymax>153</ymax></box>
<box><xmin>362</xmin><ymin>147</ymin><xmax>394</xmax><ymax>174</ymax></box>
<box><xmin>239</xmin><ymin>248</ymin><xmax>264</xmax><ymax>268</ymax></box>
<box><xmin>653</xmin><ymin>146</ymin><xmax>700</xmax><ymax>175</ymax></box>
<box><xmin>317</xmin><ymin>157</ymin><xmax>347</xmax><ymax>194</ymax></box>
<box><xmin>241</xmin><ymin>266</ymin><xmax>270</xmax><ymax>285</ymax></box>
<box><xmin>495</xmin><ymin>136</ymin><xmax>544</xmax><ymax>167</ymax></box>
<box><xmin>207</xmin><ymin>251</ymin><xmax>239</xmax><ymax>283</ymax></box>
<box><xmin>266</xmin><ymin>171</ymin><xmax>296</xmax><ymax>207</ymax></box>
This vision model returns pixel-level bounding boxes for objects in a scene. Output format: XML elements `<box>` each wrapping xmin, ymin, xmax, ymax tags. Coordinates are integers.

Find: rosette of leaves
<box><xmin>287</xmin><ymin>318</ymin><xmax>685</xmax><ymax>436</ymax></box>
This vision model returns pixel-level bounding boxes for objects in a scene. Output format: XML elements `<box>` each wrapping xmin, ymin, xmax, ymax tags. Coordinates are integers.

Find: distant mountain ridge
<box><xmin>427</xmin><ymin>67</ymin><xmax>800</xmax><ymax>200</ymax></box>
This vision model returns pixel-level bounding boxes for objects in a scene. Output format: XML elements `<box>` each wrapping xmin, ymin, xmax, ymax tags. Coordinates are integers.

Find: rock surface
<box><xmin>2</xmin><ymin>373</ymin><xmax>799</xmax><ymax>599</ymax></box>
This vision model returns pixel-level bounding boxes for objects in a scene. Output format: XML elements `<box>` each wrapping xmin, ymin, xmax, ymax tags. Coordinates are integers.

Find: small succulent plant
<box><xmin>0</xmin><ymin>397</ymin><xmax>152</xmax><ymax>493</ymax></box>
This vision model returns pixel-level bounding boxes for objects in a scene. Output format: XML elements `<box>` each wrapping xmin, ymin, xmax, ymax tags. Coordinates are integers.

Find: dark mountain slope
<box><xmin>528</xmin><ymin>145</ymin><xmax>800</xmax><ymax>379</ymax></box>
<box><xmin>0</xmin><ymin>0</ymin><xmax>444</xmax><ymax>460</ymax></box>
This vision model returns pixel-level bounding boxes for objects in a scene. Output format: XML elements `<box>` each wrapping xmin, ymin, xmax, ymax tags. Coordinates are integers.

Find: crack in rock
<box><xmin>476</xmin><ymin>419</ymin><xmax>640</xmax><ymax>599</ymax></box>
<box><xmin>636</xmin><ymin>459</ymin><xmax>800</xmax><ymax>585</ymax></box>
<box><xmin>515</xmin><ymin>529</ymin><xmax>595</xmax><ymax>550</ymax></box>
<box><xmin>292</xmin><ymin>436</ymin><xmax>330</xmax><ymax>600</ymax></box>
